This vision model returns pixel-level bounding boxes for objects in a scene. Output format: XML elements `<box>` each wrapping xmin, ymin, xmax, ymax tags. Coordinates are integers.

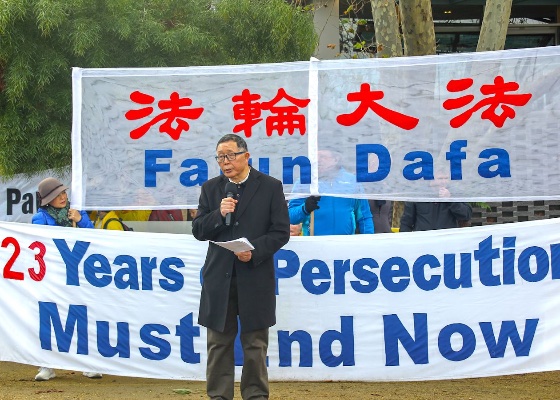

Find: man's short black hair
<box><xmin>216</xmin><ymin>134</ymin><xmax>248</xmax><ymax>152</ymax></box>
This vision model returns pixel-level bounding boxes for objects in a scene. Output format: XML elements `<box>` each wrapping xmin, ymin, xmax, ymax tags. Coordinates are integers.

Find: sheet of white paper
<box><xmin>210</xmin><ymin>237</ymin><xmax>255</xmax><ymax>252</ymax></box>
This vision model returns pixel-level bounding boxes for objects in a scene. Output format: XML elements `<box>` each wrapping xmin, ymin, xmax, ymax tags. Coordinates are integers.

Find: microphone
<box><xmin>224</xmin><ymin>182</ymin><xmax>238</xmax><ymax>226</ymax></box>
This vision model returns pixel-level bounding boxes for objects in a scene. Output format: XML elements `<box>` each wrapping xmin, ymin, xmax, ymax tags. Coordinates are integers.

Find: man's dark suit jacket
<box><xmin>192</xmin><ymin>167</ymin><xmax>290</xmax><ymax>333</ymax></box>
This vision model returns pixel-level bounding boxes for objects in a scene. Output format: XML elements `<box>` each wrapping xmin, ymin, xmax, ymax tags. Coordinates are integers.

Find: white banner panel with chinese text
<box><xmin>71</xmin><ymin>47</ymin><xmax>560</xmax><ymax>209</ymax></box>
<box><xmin>2</xmin><ymin>219</ymin><xmax>560</xmax><ymax>380</ymax></box>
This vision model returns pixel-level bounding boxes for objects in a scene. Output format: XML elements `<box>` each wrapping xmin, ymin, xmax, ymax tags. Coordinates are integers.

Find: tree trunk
<box><xmin>370</xmin><ymin>0</ymin><xmax>402</xmax><ymax>57</ymax></box>
<box><xmin>477</xmin><ymin>0</ymin><xmax>513</xmax><ymax>52</ymax></box>
<box><xmin>398</xmin><ymin>0</ymin><xmax>436</xmax><ymax>56</ymax></box>
<box><xmin>389</xmin><ymin>0</ymin><xmax>435</xmax><ymax>227</ymax></box>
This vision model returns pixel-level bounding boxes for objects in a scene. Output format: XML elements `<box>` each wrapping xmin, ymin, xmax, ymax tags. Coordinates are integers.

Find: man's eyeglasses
<box><xmin>215</xmin><ymin>151</ymin><xmax>246</xmax><ymax>163</ymax></box>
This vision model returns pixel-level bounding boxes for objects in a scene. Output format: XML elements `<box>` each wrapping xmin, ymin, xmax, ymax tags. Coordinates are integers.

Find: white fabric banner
<box><xmin>72</xmin><ymin>46</ymin><xmax>560</xmax><ymax>210</ymax></box>
<box><xmin>2</xmin><ymin>219</ymin><xmax>560</xmax><ymax>381</ymax></box>
<box><xmin>1</xmin><ymin>168</ymin><xmax>71</xmax><ymax>223</ymax></box>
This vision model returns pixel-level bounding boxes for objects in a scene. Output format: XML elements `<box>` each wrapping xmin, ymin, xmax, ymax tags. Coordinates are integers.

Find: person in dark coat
<box><xmin>400</xmin><ymin>171</ymin><xmax>472</xmax><ymax>232</ymax></box>
<box><xmin>192</xmin><ymin>134</ymin><xmax>290</xmax><ymax>400</ymax></box>
<box><xmin>369</xmin><ymin>200</ymin><xmax>393</xmax><ymax>233</ymax></box>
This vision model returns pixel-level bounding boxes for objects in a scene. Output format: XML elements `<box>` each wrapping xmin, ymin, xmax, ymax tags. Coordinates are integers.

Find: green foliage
<box><xmin>471</xmin><ymin>202</ymin><xmax>492</xmax><ymax>211</ymax></box>
<box><xmin>214</xmin><ymin>0</ymin><xmax>317</xmax><ymax>65</ymax></box>
<box><xmin>0</xmin><ymin>0</ymin><xmax>317</xmax><ymax>176</ymax></box>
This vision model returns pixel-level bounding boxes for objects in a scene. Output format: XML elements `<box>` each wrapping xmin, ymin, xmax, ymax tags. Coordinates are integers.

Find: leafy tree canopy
<box><xmin>0</xmin><ymin>0</ymin><xmax>317</xmax><ymax>176</ymax></box>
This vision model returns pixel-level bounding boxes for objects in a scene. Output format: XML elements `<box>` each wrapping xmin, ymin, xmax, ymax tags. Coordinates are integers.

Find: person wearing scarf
<box><xmin>30</xmin><ymin>177</ymin><xmax>100</xmax><ymax>381</ymax></box>
<box><xmin>32</xmin><ymin>177</ymin><xmax>93</xmax><ymax>228</ymax></box>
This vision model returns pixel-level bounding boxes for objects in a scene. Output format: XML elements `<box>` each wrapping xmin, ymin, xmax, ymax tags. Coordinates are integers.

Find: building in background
<box><xmin>313</xmin><ymin>0</ymin><xmax>560</xmax><ymax>59</ymax></box>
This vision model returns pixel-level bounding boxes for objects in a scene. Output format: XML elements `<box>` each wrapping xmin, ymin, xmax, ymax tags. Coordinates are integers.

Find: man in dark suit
<box><xmin>192</xmin><ymin>134</ymin><xmax>290</xmax><ymax>400</ymax></box>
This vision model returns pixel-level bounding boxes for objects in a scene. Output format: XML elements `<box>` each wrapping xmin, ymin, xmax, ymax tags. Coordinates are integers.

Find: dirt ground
<box><xmin>1</xmin><ymin>362</ymin><xmax>560</xmax><ymax>399</ymax></box>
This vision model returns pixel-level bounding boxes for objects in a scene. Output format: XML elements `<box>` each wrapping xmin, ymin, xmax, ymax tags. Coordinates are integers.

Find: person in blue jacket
<box><xmin>32</xmin><ymin>177</ymin><xmax>94</xmax><ymax>228</ymax></box>
<box><xmin>289</xmin><ymin>149</ymin><xmax>374</xmax><ymax>236</ymax></box>
<box><xmin>31</xmin><ymin>177</ymin><xmax>101</xmax><ymax>381</ymax></box>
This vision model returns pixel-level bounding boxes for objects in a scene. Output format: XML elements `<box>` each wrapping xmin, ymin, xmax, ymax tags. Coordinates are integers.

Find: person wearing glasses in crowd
<box><xmin>192</xmin><ymin>134</ymin><xmax>290</xmax><ymax>400</ymax></box>
<box><xmin>289</xmin><ymin>148</ymin><xmax>374</xmax><ymax>236</ymax></box>
<box><xmin>31</xmin><ymin>177</ymin><xmax>102</xmax><ymax>381</ymax></box>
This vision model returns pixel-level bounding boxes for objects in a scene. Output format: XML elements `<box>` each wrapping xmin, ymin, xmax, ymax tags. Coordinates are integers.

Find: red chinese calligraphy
<box><xmin>261</xmin><ymin>88</ymin><xmax>310</xmax><ymax>136</ymax></box>
<box><xmin>125</xmin><ymin>91</ymin><xmax>204</xmax><ymax>140</ymax></box>
<box><xmin>443</xmin><ymin>76</ymin><xmax>532</xmax><ymax>128</ymax></box>
<box><xmin>336</xmin><ymin>83</ymin><xmax>419</xmax><ymax>130</ymax></box>
<box><xmin>232</xmin><ymin>88</ymin><xmax>310</xmax><ymax>137</ymax></box>
<box><xmin>232</xmin><ymin>89</ymin><xmax>263</xmax><ymax>137</ymax></box>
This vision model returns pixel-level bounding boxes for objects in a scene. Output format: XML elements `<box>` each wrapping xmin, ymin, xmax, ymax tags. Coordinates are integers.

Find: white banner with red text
<box><xmin>72</xmin><ymin>46</ymin><xmax>560</xmax><ymax>209</ymax></box>
<box><xmin>1</xmin><ymin>219</ymin><xmax>560</xmax><ymax>381</ymax></box>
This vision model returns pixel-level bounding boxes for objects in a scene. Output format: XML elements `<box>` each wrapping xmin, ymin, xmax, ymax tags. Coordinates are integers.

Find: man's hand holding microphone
<box><xmin>222</xmin><ymin>182</ymin><xmax>238</xmax><ymax>225</ymax></box>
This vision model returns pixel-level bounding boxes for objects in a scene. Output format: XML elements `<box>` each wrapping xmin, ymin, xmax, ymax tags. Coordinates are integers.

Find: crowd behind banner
<box><xmin>1</xmin><ymin>169</ymin><xmax>192</xmax><ymax>230</ymax></box>
<box><xmin>1</xmin><ymin>218</ymin><xmax>560</xmax><ymax>381</ymax></box>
